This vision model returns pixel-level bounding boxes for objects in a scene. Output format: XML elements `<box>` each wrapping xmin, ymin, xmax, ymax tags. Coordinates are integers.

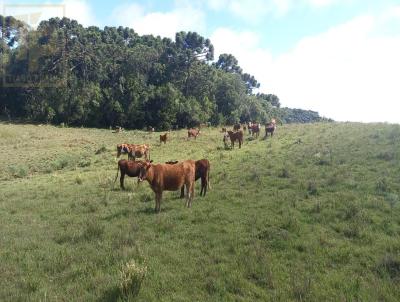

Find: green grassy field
<box><xmin>1</xmin><ymin>122</ymin><xmax>400</xmax><ymax>301</ymax></box>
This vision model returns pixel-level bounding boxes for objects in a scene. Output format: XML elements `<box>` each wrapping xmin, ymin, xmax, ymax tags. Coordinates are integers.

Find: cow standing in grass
<box><xmin>166</xmin><ymin>159</ymin><xmax>211</xmax><ymax>198</ymax></box>
<box><xmin>117</xmin><ymin>143</ymin><xmax>134</xmax><ymax>160</ymax></box>
<box><xmin>138</xmin><ymin>160</ymin><xmax>196</xmax><ymax>212</ymax></box>
<box><xmin>250</xmin><ymin>124</ymin><xmax>260</xmax><ymax>138</ymax></box>
<box><xmin>265</xmin><ymin>120</ymin><xmax>277</xmax><ymax>138</ymax></box>
<box><xmin>128</xmin><ymin>144</ymin><xmax>150</xmax><ymax>161</ymax></box>
<box><xmin>114</xmin><ymin>159</ymin><xmax>149</xmax><ymax>189</ymax></box>
<box><xmin>233</xmin><ymin>124</ymin><xmax>241</xmax><ymax>131</ymax></box>
<box><xmin>226</xmin><ymin>130</ymin><xmax>243</xmax><ymax>149</ymax></box>
<box><xmin>187</xmin><ymin>128</ymin><xmax>201</xmax><ymax>139</ymax></box>
<box><xmin>160</xmin><ymin>133</ymin><xmax>168</xmax><ymax>144</ymax></box>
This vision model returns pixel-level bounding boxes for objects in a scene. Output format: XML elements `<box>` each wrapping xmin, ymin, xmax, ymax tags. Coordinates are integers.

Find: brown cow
<box><xmin>128</xmin><ymin>144</ymin><xmax>150</xmax><ymax>161</ymax></box>
<box><xmin>233</xmin><ymin>123</ymin><xmax>241</xmax><ymax>131</ymax></box>
<box><xmin>221</xmin><ymin>127</ymin><xmax>227</xmax><ymax>133</ymax></box>
<box><xmin>160</xmin><ymin>133</ymin><xmax>168</xmax><ymax>144</ymax></box>
<box><xmin>265</xmin><ymin>122</ymin><xmax>276</xmax><ymax>138</ymax></box>
<box><xmin>226</xmin><ymin>130</ymin><xmax>243</xmax><ymax>148</ymax></box>
<box><xmin>114</xmin><ymin>159</ymin><xmax>150</xmax><ymax>189</ymax></box>
<box><xmin>188</xmin><ymin>128</ymin><xmax>201</xmax><ymax>139</ymax></box>
<box><xmin>117</xmin><ymin>143</ymin><xmax>134</xmax><ymax>159</ymax></box>
<box><xmin>166</xmin><ymin>159</ymin><xmax>211</xmax><ymax>198</ymax></box>
<box><xmin>250</xmin><ymin>124</ymin><xmax>260</xmax><ymax>138</ymax></box>
<box><xmin>138</xmin><ymin>160</ymin><xmax>196</xmax><ymax>212</ymax></box>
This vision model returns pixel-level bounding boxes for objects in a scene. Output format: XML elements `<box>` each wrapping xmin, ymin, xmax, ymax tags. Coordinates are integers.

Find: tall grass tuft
<box><xmin>119</xmin><ymin>259</ymin><xmax>147</xmax><ymax>298</ymax></box>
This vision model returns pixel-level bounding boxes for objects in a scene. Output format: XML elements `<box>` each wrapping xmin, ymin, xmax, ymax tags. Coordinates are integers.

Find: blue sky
<box><xmin>3</xmin><ymin>0</ymin><xmax>400</xmax><ymax>122</ymax></box>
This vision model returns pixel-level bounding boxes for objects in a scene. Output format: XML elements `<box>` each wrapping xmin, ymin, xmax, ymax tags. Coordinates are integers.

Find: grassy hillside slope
<box><xmin>1</xmin><ymin>122</ymin><xmax>400</xmax><ymax>301</ymax></box>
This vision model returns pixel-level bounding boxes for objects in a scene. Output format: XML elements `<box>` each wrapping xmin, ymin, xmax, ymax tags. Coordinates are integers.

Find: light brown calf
<box><xmin>138</xmin><ymin>160</ymin><xmax>196</xmax><ymax>213</ymax></box>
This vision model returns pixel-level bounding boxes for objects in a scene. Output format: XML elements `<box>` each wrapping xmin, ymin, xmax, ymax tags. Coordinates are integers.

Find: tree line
<box><xmin>0</xmin><ymin>15</ymin><xmax>330</xmax><ymax>130</ymax></box>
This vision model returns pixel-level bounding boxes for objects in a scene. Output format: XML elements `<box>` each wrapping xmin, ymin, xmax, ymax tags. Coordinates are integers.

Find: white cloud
<box><xmin>110</xmin><ymin>2</ymin><xmax>205</xmax><ymax>38</ymax></box>
<box><xmin>2</xmin><ymin>0</ymin><xmax>98</xmax><ymax>28</ymax></box>
<box><xmin>207</xmin><ymin>0</ymin><xmax>350</xmax><ymax>21</ymax></box>
<box><xmin>207</xmin><ymin>0</ymin><xmax>290</xmax><ymax>21</ymax></box>
<box><xmin>211</xmin><ymin>8</ymin><xmax>400</xmax><ymax>123</ymax></box>
<box><xmin>61</xmin><ymin>0</ymin><xmax>98</xmax><ymax>27</ymax></box>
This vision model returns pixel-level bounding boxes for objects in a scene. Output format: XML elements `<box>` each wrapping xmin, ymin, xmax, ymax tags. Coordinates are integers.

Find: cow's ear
<box><xmin>149</xmin><ymin>160</ymin><xmax>153</xmax><ymax>163</ymax></box>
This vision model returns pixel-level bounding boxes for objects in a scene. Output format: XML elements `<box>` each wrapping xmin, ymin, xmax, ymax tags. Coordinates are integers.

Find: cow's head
<box><xmin>138</xmin><ymin>161</ymin><xmax>152</xmax><ymax>182</ymax></box>
<box><xmin>116</xmin><ymin>144</ymin><xmax>122</xmax><ymax>157</ymax></box>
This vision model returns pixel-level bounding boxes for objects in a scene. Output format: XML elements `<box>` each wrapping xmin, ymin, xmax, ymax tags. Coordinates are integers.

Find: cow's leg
<box><xmin>120</xmin><ymin>172</ymin><xmax>125</xmax><ymax>190</ymax></box>
<box><xmin>180</xmin><ymin>186</ymin><xmax>185</xmax><ymax>198</ymax></box>
<box><xmin>155</xmin><ymin>192</ymin><xmax>162</xmax><ymax>213</ymax></box>
<box><xmin>239</xmin><ymin>139</ymin><xmax>242</xmax><ymax>149</ymax></box>
<box><xmin>185</xmin><ymin>182</ymin><xmax>194</xmax><ymax>207</ymax></box>
<box><xmin>200</xmin><ymin>178</ymin><xmax>204</xmax><ymax>196</ymax></box>
<box><xmin>189</xmin><ymin>181</ymin><xmax>195</xmax><ymax>207</ymax></box>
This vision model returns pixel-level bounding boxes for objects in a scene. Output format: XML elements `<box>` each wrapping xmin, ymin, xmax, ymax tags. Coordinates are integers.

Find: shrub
<box><xmin>78</xmin><ymin>159</ymin><xmax>91</xmax><ymax>167</ymax></box>
<box><xmin>95</xmin><ymin>145</ymin><xmax>107</xmax><ymax>155</ymax></box>
<box><xmin>75</xmin><ymin>174</ymin><xmax>83</xmax><ymax>185</ymax></box>
<box><xmin>9</xmin><ymin>165</ymin><xmax>28</xmax><ymax>178</ymax></box>
<box><xmin>119</xmin><ymin>259</ymin><xmax>147</xmax><ymax>298</ymax></box>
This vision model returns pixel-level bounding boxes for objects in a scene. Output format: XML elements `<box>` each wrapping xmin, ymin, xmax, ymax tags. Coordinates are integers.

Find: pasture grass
<box><xmin>1</xmin><ymin>121</ymin><xmax>400</xmax><ymax>301</ymax></box>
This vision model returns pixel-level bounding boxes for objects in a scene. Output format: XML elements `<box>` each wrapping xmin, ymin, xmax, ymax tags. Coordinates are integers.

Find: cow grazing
<box><xmin>138</xmin><ymin>160</ymin><xmax>196</xmax><ymax>212</ymax></box>
<box><xmin>147</xmin><ymin>126</ymin><xmax>155</xmax><ymax>132</ymax></box>
<box><xmin>226</xmin><ymin>130</ymin><xmax>243</xmax><ymax>149</ymax></box>
<box><xmin>114</xmin><ymin>159</ymin><xmax>149</xmax><ymax>189</ymax></box>
<box><xmin>160</xmin><ymin>133</ymin><xmax>168</xmax><ymax>144</ymax></box>
<box><xmin>233</xmin><ymin>124</ymin><xmax>241</xmax><ymax>131</ymax></box>
<box><xmin>166</xmin><ymin>159</ymin><xmax>211</xmax><ymax>198</ymax></box>
<box><xmin>188</xmin><ymin>128</ymin><xmax>201</xmax><ymax>139</ymax></box>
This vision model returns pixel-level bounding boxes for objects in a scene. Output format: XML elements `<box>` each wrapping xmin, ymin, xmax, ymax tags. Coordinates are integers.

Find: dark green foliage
<box><xmin>0</xmin><ymin>15</ymin><xmax>326</xmax><ymax>128</ymax></box>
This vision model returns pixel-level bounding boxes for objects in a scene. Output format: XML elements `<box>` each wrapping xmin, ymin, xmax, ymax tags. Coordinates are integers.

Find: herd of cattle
<box><xmin>114</xmin><ymin>120</ymin><xmax>277</xmax><ymax>213</ymax></box>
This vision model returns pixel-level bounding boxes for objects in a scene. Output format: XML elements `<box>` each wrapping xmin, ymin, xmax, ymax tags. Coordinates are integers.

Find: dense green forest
<box><xmin>0</xmin><ymin>15</ymin><xmax>329</xmax><ymax>130</ymax></box>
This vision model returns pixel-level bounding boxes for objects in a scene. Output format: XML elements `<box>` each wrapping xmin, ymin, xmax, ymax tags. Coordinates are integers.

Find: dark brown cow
<box><xmin>160</xmin><ymin>133</ymin><xmax>168</xmax><ymax>144</ymax></box>
<box><xmin>114</xmin><ymin>159</ymin><xmax>149</xmax><ymax>189</ymax></box>
<box><xmin>233</xmin><ymin>123</ymin><xmax>241</xmax><ymax>131</ymax></box>
<box><xmin>226</xmin><ymin>130</ymin><xmax>243</xmax><ymax>148</ymax></box>
<box><xmin>138</xmin><ymin>160</ymin><xmax>196</xmax><ymax>212</ymax></box>
<box><xmin>250</xmin><ymin>124</ymin><xmax>260</xmax><ymax>138</ymax></box>
<box><xmin>188</xmin><ymin>128</ymin><xmax>201</xmax><ymax>139</ymax></box>
<box><xmin>265</xmin><ymin>122</ymin><xmax>276</xmax><ymax>138</ymax></box>
<box><xmin>166</xmin><ymin>159</ymin><xmax>211</xmax><ymax>198</ymax></box>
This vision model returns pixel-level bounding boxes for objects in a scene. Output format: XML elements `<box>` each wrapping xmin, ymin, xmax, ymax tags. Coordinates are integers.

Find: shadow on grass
<box><xmin>98</xmin><ymin>287</ymin><xmax>121</xmax><ymax>302</ymax></box>
<box><xmin>136</xmin><ymin>206</ymin><xmax>173</xmax><ymax>215</ymax></box>
<box><xmin>102</xmin><ymin>209</ymin><xmax>130</xmax><ymax>221</ymax></box>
